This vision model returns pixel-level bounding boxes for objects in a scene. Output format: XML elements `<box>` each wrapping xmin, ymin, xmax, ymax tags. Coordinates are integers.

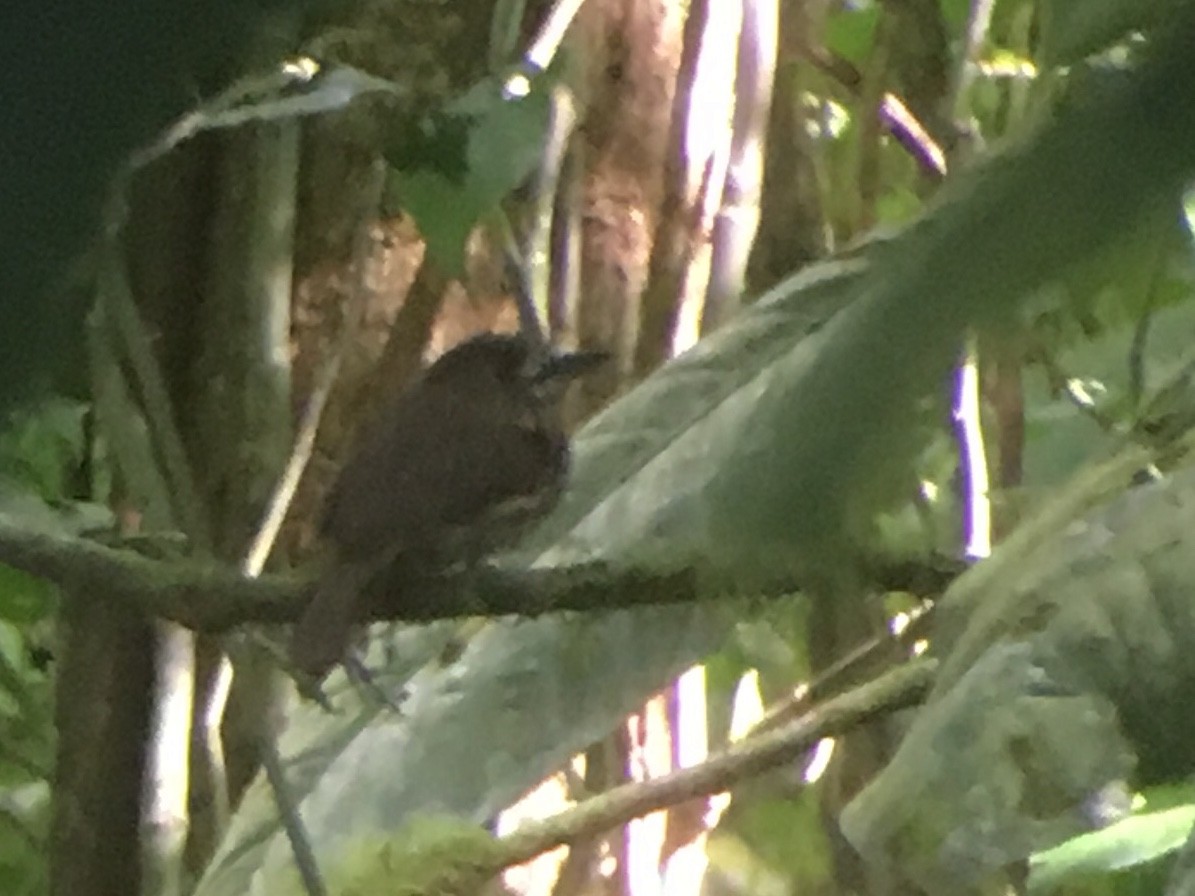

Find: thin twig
<box><xmin>702</xmin><ymin>0</ymin><xmax>778</xmax><ymax>333</ymax></box>
<box><xmin>522</xmin><ymin>0</ymin><xmax>589</xmax><ymax>74</ymax></box>
<box><xmin>802</xmin><ymin>46</ymin><xmax>947</xmax><ymax>180</ymax></box>
<box><xmin>548</xmin><ymin>140</ymin><xmax>583</xmax><ymax>345</ymax></box>
<box><xmin>1128</xmin><ymin>241</ymin><xmax>1169</xmax><ymax>412</ymax></box>
<box><xmin>635</xmin><ymin>0</ymin><xmax>715</xmax><ymax>375</ymax></box>
<box><xmin>879</xmin><ymin>93</ymin><xmax>947</xmax><ymax>178</ymax></box>
<box><xmin>126</xmin><ymin>61</ymin><xmax>404</xmax><ymax>176</ymax></box>
<box><xmin>947</xmin><ymin>0</ymin><xmax>997</xmax><ymax>119</ymax></box>
<box><xmin>260</xmin><ymin>736</ymin><xmax>327</xmax><ymax>896</ymax></box>
<box><xmin>494</xmin><ymin>211</ymin><xmax>549</xmax><ymax>344</ymax></box>
<box><xmin>242</xmin><ymin>160</ymin><xmax>386</xmax><ymax>578</ymax></box>
<box><xmin>496</xmin><ymin>659</ymin><xmax>936</xmax><ymax>870</ymax></box>
<box><xmin>233</xmin><ymin>162</ymin><xmax>386</xmax><ymax>886</ymax></box>
<box><xmin>96</xmin><ymin>205</ymin><xmax>212</xmax><ymax>551</ymax></box>
<box><xmin>518</xmin><ymin>85</ymin><xmax>578</xmax><ymax>338</ymax></box>
<box><xmin>753</xmin><ymin>600</ymin><xmax>935</xmax><ymax>732</ymax></box>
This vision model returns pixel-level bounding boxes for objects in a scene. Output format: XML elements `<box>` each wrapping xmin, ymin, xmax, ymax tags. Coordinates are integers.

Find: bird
<box><xmin>288</xmin><ymin>332</ymin><xmax>605</xmax><ymax>681</ymax></box>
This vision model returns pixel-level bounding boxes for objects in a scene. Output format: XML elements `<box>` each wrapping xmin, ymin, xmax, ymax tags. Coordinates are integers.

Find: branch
<box><xmin>495</xmin><ymin>658</ymin><xmax>936</xmax><ymax>870</ymax></box>
<box><xmin>0</xmin><ymin>520</ymin><xmax>295</xmax><ymax>630</ymax></box>
<box><xmin>0</xmin><ymin>518</ymin><xmax>963</xmax><ymax>632</ymax></box>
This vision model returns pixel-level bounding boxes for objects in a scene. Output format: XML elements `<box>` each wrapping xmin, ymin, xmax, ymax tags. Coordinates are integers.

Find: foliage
<box><xmin>7</xmin><ymin>0</ymin><xmax>1195</xmax><ymax>895</ymax></box>
<box><xmin>386</xmin><ymin>77</ymin><xmax>553</xmax><ymax>274</ymax></box>
<box><xmin>318</xmin><ymin>816</ymin><xmax>502</xmax><ymax>896</ymax></box>
<box><xmin>0</xmin><ymin>401</ymin><xmax>94</xmax><ymax>894</ymax></box>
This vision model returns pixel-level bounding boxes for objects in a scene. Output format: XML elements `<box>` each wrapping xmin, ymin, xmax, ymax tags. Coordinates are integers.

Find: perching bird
<box><xmin>289</xmin><ymin>332</ymin><xmax>604</xmax><ymax>680</ymax></box>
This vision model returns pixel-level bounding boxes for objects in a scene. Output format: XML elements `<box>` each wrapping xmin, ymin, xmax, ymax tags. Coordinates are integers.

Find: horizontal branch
<box><xmin>0</xmin><ymin>518</ymin><xmax>963</xmax><ymax>633</ymax></box>
<box><xmin>0</xmin><ymin>519</ymin><xmax>295</xmax><ymax>630</ymax></box>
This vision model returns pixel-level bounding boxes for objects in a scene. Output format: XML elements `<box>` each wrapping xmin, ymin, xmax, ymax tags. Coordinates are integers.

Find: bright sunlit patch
<box><xmin>504</xmin><ymin>72</ymin><xmax>532</xmax><ymax>100</ymax></box>
<box><xmin>1065</xmin><ymin>377</ymin><xmax>1106</xmax><ymax>408</ymax></box>
<box><xmin>662</xmin><ymin>841</ymin><xmax>711</xmax><ymax>896</ymax></box>
<box><xmin>498</xmin><ymin>773</ymin><xmax>572</xmax><ymax>896</ymax></box>
<box><xmin>730</xmin><ymin>670</ymin><xmax>765</xmax><ymax>741</ymax></box>
<box><xmin>804</xmin><ymin>737</ymin><xmax>836</xmax><ymax>784</ymax></box>
<box><xmin>281</xmin><ymin>56</ymin><xmax>320</xmax><ymax>82</ymax></box>
<box><xmin>977</xmin><ymin>53</ymin><xmax>1037</xmax><ymax>80</ymax></box>
<box><xmin>696</xmin><ymin>670</ymin><xmax>764</xmax><ymax>832</ymax></box>
<box><xmin>706</xmin><ymin>790</ymin><xmax>732</xmax><ymax>828</ymax></box>
<box><xmin>803</xmin><ymin>94</ymin><xmax>850</xmax><ymax>140</ymax></box>
<box><xmin>891</xmin><ymin>604</ymin><xmax>931</xmax><ymax>655</ymax></box>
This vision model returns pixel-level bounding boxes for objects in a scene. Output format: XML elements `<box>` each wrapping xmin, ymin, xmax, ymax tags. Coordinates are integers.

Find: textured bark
<box><xmin>634</xmin><ymin>0</ymin><xmax>714</xmax><ymax>375</ymax></box>
<box><xmin>702</xmin><ymin>0</ymin><xmax>779</xmax><ymax>332</ymax></box>
<box><xmin>747</xmin><ymin>0</ymin><xmax>830</xmax><ymax>292</ymax></box>
<box><xmin>570</xmin><ymin>0</ymin><xmax>684</xmax><ymax>410</ymax></box>
<box><xmin>50</xmin><ymin>589</ymin><xmax>155</xmax><ymax>896</ymax></box>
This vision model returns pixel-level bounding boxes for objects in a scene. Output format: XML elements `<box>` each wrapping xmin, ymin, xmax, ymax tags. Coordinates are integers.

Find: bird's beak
<box><xmin>531</xmin><ymin>348</ymin><xmax>609</xmax><ymax>384</ymax></box>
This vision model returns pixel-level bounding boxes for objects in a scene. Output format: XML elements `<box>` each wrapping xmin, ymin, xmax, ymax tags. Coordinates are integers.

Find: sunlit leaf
<box><xmin>824</xmin><ymin>3</ymin><xmax>880</xmax><ymax>66</ymax></box>
<box><xmin>388</xmin><ymin>79</ymin><xmax>550</xmax><ymax>273</ymax></box>
<box><xmin>1030</xmin><ymin>804</ymin><xmax>1195</xmax><ymax>891</ymax></box>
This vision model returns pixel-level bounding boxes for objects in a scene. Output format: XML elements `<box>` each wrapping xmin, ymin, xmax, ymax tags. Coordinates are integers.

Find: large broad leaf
<box><xmin>1037</xmin><ymin>0</ymin><xmax>1170</xmax><ymax>68</ymax></box>
<box><xmin>843</xmin><ymin>460</ymin><xmax>1195</xmax><ymax>892</ymax></box>
<box><xmin>197</xmin><ymin>7</ymin><xmax>1195</xmax><ymax>894</ymax></box>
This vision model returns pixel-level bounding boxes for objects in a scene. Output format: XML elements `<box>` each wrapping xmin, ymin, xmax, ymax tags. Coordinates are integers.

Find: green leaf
<box><xmin>1029</xmin><ymin>805</ymin><xmax>1195</xmax><ymax>891</ymax></box>
<box><xmin>845</xmin><ymin>458</ymin><xmax>1195</xmax><ymax>889</ymax></box>
<box><xmin>939</xmin><ymin>0</ymin><xmax>973</xmax><ymax>31</ymax></box>
<box><xmin>1019</xmin><ymin>297</ymin><xmax>1195</xmax><ymax>487</ymax></box>
<box><xmin>709</xmin><ymin>792</ymin><xmax>833</xmax><ymax>894</ymax></box>
<box><xmin>391</xmin><ymin>168</ymin><xmax>483</xmax><ymax>275</ymax></box>
<box><xmin>389</xmin><ymin>79</ymin><xmax>551</xmax><ymax>274</ymax></box>
<box><xmin>0</xmin><ymin>566</ymin><xmax>54</xmax><ymax>624</ymax></box>
<box><xmin>0</xmin><ymin>481</ymin><xmax>111</xmax><ymax>538</ymax></box>
<box><xmin>1037</xmin><ymin>0</ymin><xmax>1169</xmax><ymax>68</ymax></box>
<box><xmin>0</xmin><ymin>782</ymin><xmax>49</xmax><ymax>896</ymax></box>
<box><xmin>824</xmin><ymin>3</ymin><xmax>880</xmax><ymax>66</ymax></box>
<box><xmin>0</xmin><ymin>398</ymin><xmax>87</xmax><ymax>501</ymax></box>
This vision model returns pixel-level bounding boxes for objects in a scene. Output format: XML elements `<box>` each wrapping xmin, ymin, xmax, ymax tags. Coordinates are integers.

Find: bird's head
<box><xmin>424</xmin><ymin>333</ymin><xmax>607</xmax><ymax>400</ymax></box>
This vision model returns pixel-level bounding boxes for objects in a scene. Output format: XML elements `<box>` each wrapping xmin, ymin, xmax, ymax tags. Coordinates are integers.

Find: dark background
<box><xmin>0</xmin><ymin>0</ymin><xmax>292</xmax><ymax>409</ymax></box>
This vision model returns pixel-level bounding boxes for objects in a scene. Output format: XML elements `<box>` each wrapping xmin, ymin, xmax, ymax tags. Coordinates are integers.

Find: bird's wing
<box><xmin>319</xmin><ymin>388</ymin><xmax>441</xmax><ymax>557</ymax></box>
<box><xmin>320</xmin><ymin>388</ymin><xmax>565</xmax><ymax>558</ymax></box>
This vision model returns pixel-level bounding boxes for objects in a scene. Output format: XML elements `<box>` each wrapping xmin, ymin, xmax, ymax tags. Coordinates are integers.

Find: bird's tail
<box><xmin>289</xmin><ymin>562</ymin><xmax>373</xmax><ymax>682</ymax></box>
